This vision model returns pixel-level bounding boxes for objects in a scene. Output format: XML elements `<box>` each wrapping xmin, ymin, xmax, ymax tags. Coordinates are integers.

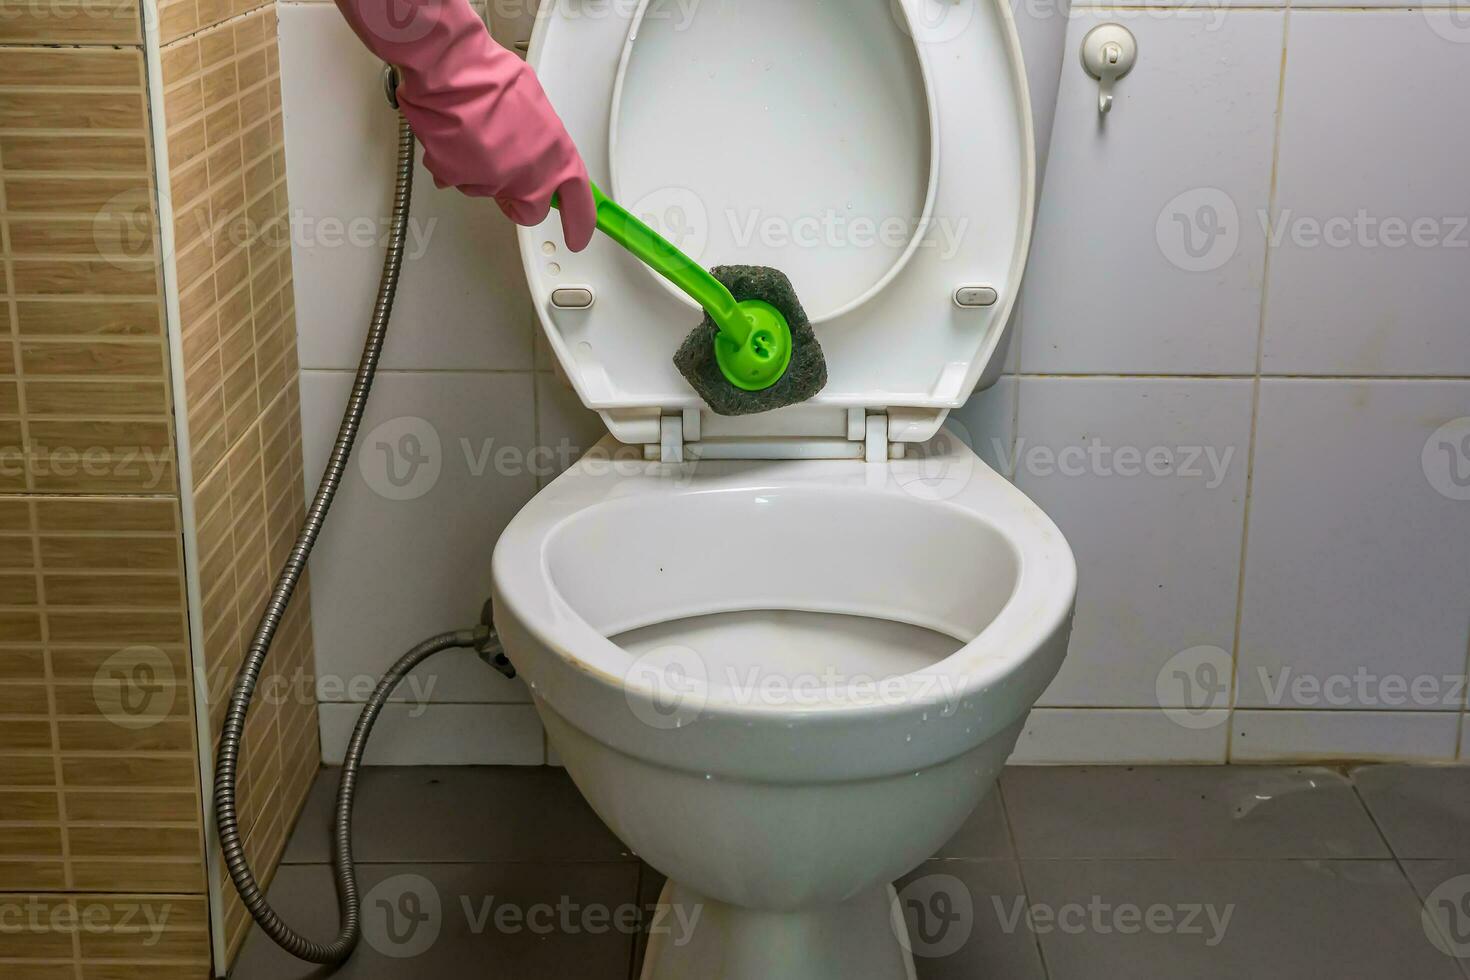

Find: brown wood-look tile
<box><xmin>49</xmin><ymin>644</ymin><xmax>189</xmax><ymax>681</ymax></box>
<box><xmin>11</xmin><ymin>258</ymin><xmax>159</xmax><ymax>298</ymax></box>
<box><xmin>0</xmin><ymin>91</ymin><xmax>145</xmax><ymax>131</ymax></box>
<box><xmin>69</xmin><ymin>826</ymin><xmax>203</xmax><ymax>861</ymax></box>
<box><xmin>37</xmin><ymin>534</ymin><xmax>179</xmax><ymax>572</ymax></box>
<box><xmin>0</xmin><ymin>573</ymin><xmax>40</xmax><ymax>605</ymax></box>
<box><xmin>0</xmin><ymin>717</ymin><xmax>52</xmax><ymax>749</ymax></box>
<box><xmin>14</xmin><ymin>300</ymin><xmax>161</xmax><ymax>338</ymax></box>
<box><xmin>0</xmin><ymin>648</ymin><xmax>47</xmax><ymax>680</ymax></box>
<box><xmin>8</xmin><ymin>219</ymin><xmax>153</xmax><ymax>260</ymax></box>
<box><xmin>3</xmin><ymin>176</ymin><xmax>150</xmax><ymax>215</ymax></box>
<box><xmin>65</xmin><ymin>789</ymin><xmax>199</xmax><ymax>825</ymax></box>
<box><xmin>0</xmin><ymin>860</ymin><xmax>68</xmax><ymax>891</ymax></box>
<box><xmin>57</xmin><ymin>719</ymin><xmax>197</xmax><ymax>754</ymax></box>
<box><xmin>34</xmin><ymin>496</ymin><xmax>177</xmax><ymax>533</ymax></box>
<box><xmin>71</xmin><ymin>858</ymin><xmax>208</xmax><ymax>899</ymax></box>
<box><xmin>47</xmin><ymin>608</ymin><xmax>187</xmax><ymax>644</ymax></box>
<box><xmin>18</xmin><ymin>340</ymin><xmax>165</xmax><ymax>378</ymax></box>
<box><xmin>0</xmin><ymin>681</ymin><xmax>50</xmax><ymax>715</ymax></box>
<box><xmin>0</xmin><ymin>48</ymin><xmax>140</xmax><ymax>88</ymax></box>
<box><xmin>0</xmin><ymin>610</ymin><xmax>43</xmax><ymax>644</ymax></box>
<box><xmin>158</xmin><ymin>0</ymin><xmax>201</xmax><ymax>44</ymax></box>
<box><xmin>0</xmin><ymin>534</ymin><xmax>37</xmax><ymax>568</ymax></box>
<box><xmin>0</xmin><ymin>754</ymin><xmax>57</xmax><ymax>786</ymax></box>
<box><xmin>24</xmin><ymin>379</ymin><xmax>168</xmax><ymax>416</ymax></box>
<box><xmin>0</xmin><ymin>133</ymin><xmax>149</xmax><ymax>175</ymax></box>
<box><xmin>0</xmin><ymin>0</ymin><xmax>142</xmax><ymax>45</ymax></box>
<box><xmin>159</xmin><ymin>36</ymin><xmax>201</xmax><ymax>82</ymax></box>
<box><xmin>44</xmin><ymin>572</ymin><xmax>183</xmax><ymax>609</ymax></box>
<box><xmin>61</xmin><ymin>754</ymin><xmax>197</xmax><ymax>789</ymax></box>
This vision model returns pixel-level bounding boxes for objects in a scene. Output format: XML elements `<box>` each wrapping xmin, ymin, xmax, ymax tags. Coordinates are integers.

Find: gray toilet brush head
<box><xmin>673</xmin><ymin>265</ymin><xmax>828</xmax><ymax>417</ymax></box>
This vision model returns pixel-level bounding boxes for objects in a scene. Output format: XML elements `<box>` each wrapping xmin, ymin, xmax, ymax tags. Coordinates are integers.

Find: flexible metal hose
<box><xmin>212</xmin><ymin>113</ymin><xmax>487</xmax><ymax>963</ymax></box>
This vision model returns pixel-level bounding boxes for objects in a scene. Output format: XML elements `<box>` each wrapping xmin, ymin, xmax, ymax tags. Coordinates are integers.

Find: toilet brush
<box><xmin>553</xmin><ymin>182</ymin><xmax>827</xmax><ymax>415</ymax></box>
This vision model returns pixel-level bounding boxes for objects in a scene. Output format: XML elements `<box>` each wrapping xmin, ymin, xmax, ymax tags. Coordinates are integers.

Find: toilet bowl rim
<box><xmin>490</xmin><ymin>437</ymin><xmax>1077</xmax><ymax>721</ymax></box>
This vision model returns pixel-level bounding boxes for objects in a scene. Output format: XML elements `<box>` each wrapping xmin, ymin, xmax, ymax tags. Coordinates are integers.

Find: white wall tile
<box><xmin>1292</xmin><ymin>0</ymin><xmax>1470</xmax><ymax>9</ymax></box>
<box><xmin>278</xmin><ymin>3</ymin><xmax>534</xmax><ymax>371</ymax></box>
<box><xmin>950</xmin><ymin>375</ymin><xmax>1018</xmax><ymax>478</ymax></box>
<box><xmin>1014</xmin><ymin>378</ymin><xmax>1253</xmax><ymax>707</ymax></box>
<box><xmin>1010</xmin><ymin>708</ymin><xmax>1230</xmax><ymax>764</ymax></box>
<box><xmin>1230</xmin><ymin>710</ymin><xmax>1460</xmax><ymax>763</ymax></box>
<box><xmin>301</xmin><ymin>371</ymin><xmax>539</xmax><ymax>706</ymax></box>
<box><xmin>320</xmin><ymin>704</ymin><xmax>545</xmax><ymax>765</ymax></box>
<box><xmin>1262</xmin><ymin>12</ymin><xmax>1470</xmax><ymax>376</ymax></box>
<box><xmin>1010</xmin><ymin>0</ymin><xmax>1072</xmax><ymax>177</ymax></box>
<box><xmin>1019</xmin><ymin>8</ymin><xmax>1284</xmax><ymax>374</ymax></box>
<box><xmin>534</xmin><ymin>373</ymin><xmax>607</xmax><ymax>487</ymax></box>
<box><xmin>1237</xmin><ymin>381</ymin><xmax>1470</xmax><ymax>711</ymax></box>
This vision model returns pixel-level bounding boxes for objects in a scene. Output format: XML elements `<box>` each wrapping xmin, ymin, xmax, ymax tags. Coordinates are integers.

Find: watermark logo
<box><xmin>1156</xmin><ymin>645</ymin><xmax>1233</xmax><ymax>730</ymax></box>
<box><xmin>628</xmin><ymin>186</ymin><xmax>710</xmax><ymax>265</ymax></box>
<box><xmin>93</xmin><ymin>646</ymin><xmax>176</xmax><ymax>730</ymax></box>
<box><xmin>359</xmin><ymin>416</ymin><xmax>442</xmax><ymax>501</ymax></box>
<box><xmin>1157</xmin><ymin>187</ymin><xmax>1240</xmax><ymax>273</ymax></box>
<box><xmin>999</xmin><ymin>438</ymin><xmax>1237</xmax><ymax>489</ymax></box>
<box><xmin>93</xmin><ymin>188</ymin><xmax>155</xmax><ymax>267</ymax></box>
<box><xmin>891</xmin><ymin>0</ymin><xmax>975</xmax><ymax>45</ymax></box>
<box><xmin>1424</xmin><ymin>4</ymin><xmax>1470</xmax><ymax>45</ymax></box>
<box><xmin>892</xmin><ymin>421</ymin><xmax>977</xmax><ymax>501</ymax></box>
<box><xmin>357</xmin><ymin>0</ymin><xmax>439</xmax><ymax>44</ymax></box>
<box><xmin>1424</xmin><ymin>875</ymin><xmax>1470</xmax><ymax>957</ymax></box>
<box><xmin>894</xmin><ymin>874</ymin><xmax>975</xmax><ymax>958</ymax></box>
<box><xmin>510</xmin><ymin>0</ymin><xmax>701</xmax><ymax>31</ymax></box>
<box><xmin>1250</xmin><ymin>666</ymin><xmax>1467</xmax><ymax>711</ymax></box>
<box><xmin>1262</xmin><ymin>209</ymin><xmax>1468</xmax><ymax>251</ymax></box>
<box><xmin>1424</xmin><ymin>417</ymin><xmax>1470</xmax><ymax>502</ymax></box>
<box><xmin>363</xmin><ymin>874</ymin><xmax>443</xmax><ymax>958</ymax></box>
<box><xmin>995</xmin><ymin>895</ymin><xmax>1234</xmax><ymax>946</ymax></box>
<box><xmin>624</xmin><ymin>644</ymin><xmax>709</xmax><ymax>730</ymax></box>
<box><xmin>0</xmin><ymin>897</ymin><xmax>173</xmax><ymax>946</ymax></box>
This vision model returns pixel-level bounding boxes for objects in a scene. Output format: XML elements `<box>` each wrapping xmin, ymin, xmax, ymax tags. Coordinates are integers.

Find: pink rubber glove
<box><xmin>334</xmin><ymin>0</ymin><xmax>596</xmax><ymax>250</ymax></box>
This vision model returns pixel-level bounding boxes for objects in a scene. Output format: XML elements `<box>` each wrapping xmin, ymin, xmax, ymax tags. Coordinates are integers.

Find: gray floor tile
<box><xmin>1002</xmin><ymin>765</ymin><xmax>1388</xmax><ymax>859</ymax></box>
<box><xmin>631</xmin><ymin>863</ymin><xmax>666</xmax><ymax>979</ymax></box>
<box><xmin>1353</xmin><ymin>765</ymin><xmax>1470</xmax><ymax>859</ymax></box>
<box><xmin>281</xmin><ymin>766</ymin><xmax>633</xmax><ymax>864</ymax></box>
<box><xmin>231</xmin><ymin>862</ymin><xmax>640</xmax><ymax>979</ymax></box>
<box><xmin>931</xmin><ymin>788</ymin><xmax>1014</xmax><ymax>861</ymax></box>
<box><xmin>1400</xmin><ymin>860</ymin><xmax>1470</xmax><ymax>979</ymax></box>
<box><xmin>897</xmin><ymin>860</ymin><xmax>1047</xmax><ymax>980</ymax></box>
<box><xmin>1020</xmin><ymin>858</ymin><xmax>1461</xmax><ymax>980</ymax></box>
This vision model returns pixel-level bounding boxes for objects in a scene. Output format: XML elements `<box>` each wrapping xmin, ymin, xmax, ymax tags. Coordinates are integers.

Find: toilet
<box><xmin>491</xmin><ymin>1</ymin><xmax>1076</xmax><ymax>976</ymax></box>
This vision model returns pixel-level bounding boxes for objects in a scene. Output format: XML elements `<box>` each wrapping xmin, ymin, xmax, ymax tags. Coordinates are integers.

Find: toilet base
<box><xmin>640</xmin><ymin>879</ymin><xmax>918</xmax><ymax>980</ymax></box>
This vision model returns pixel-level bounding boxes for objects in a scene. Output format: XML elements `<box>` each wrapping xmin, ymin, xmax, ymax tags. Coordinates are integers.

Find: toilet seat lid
<box><xmin>522</xmin><ymin>0</ymin><xmax>1034</xmax><ymax>430</ymax></box>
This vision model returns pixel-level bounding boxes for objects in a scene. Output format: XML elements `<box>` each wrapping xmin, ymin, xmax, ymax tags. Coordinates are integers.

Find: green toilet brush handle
<box><xmin>580</xmin><ymin>183</ymin><xmax>752</xmax><ymax>346</ymax></box>
<box><xmin>551</xmin><ymin>182</ymin><xmax>793</xmax><ymax>392</ymax></box>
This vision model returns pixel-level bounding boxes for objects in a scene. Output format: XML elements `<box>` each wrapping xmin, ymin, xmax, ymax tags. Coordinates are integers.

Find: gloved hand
<box><xmin>334</xmin><ymin>0</ymin><xmax>596</xmax><ymax>251</ymax></box>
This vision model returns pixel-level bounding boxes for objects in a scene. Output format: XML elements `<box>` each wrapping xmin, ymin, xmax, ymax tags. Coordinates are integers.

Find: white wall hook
<box><xmin>1081</xmin><ymin>24</ymin><xmax>1137</xmax><ymax>116</ymax></box>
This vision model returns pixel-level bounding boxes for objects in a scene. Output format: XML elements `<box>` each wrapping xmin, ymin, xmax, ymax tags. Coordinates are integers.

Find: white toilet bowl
<box><xmin>492</xmin><ymin>435</ymin><xmax>1075</xmax><ymax>977</ymax></box>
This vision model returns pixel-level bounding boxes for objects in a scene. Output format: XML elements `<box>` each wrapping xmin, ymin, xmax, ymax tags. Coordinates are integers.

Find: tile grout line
<box><xmin>1343</xmin><ymin>770</ymin><xmax>1470</xmax><ymax>976</ymax></box>
<box><xmin>997</xmin><ymin>778</ymin><xmax>1054</xmax><ymax>979</ymax></box>
<box><xmin>1224</xmin><ymin>4</ymin><xmax>1293</xmax><ymax>762</ymax></box>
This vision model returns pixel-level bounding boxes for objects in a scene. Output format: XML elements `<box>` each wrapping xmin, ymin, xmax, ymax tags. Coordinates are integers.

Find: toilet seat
<box><xmin>520</xmin><ymin>0</ymin><xmax>1035</xmax><ymax>451</ymax></box>
<box><xmin>491</xmin><ymin>436</ymin><xmax>1075</xmax><ymax>783</ymax></box>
